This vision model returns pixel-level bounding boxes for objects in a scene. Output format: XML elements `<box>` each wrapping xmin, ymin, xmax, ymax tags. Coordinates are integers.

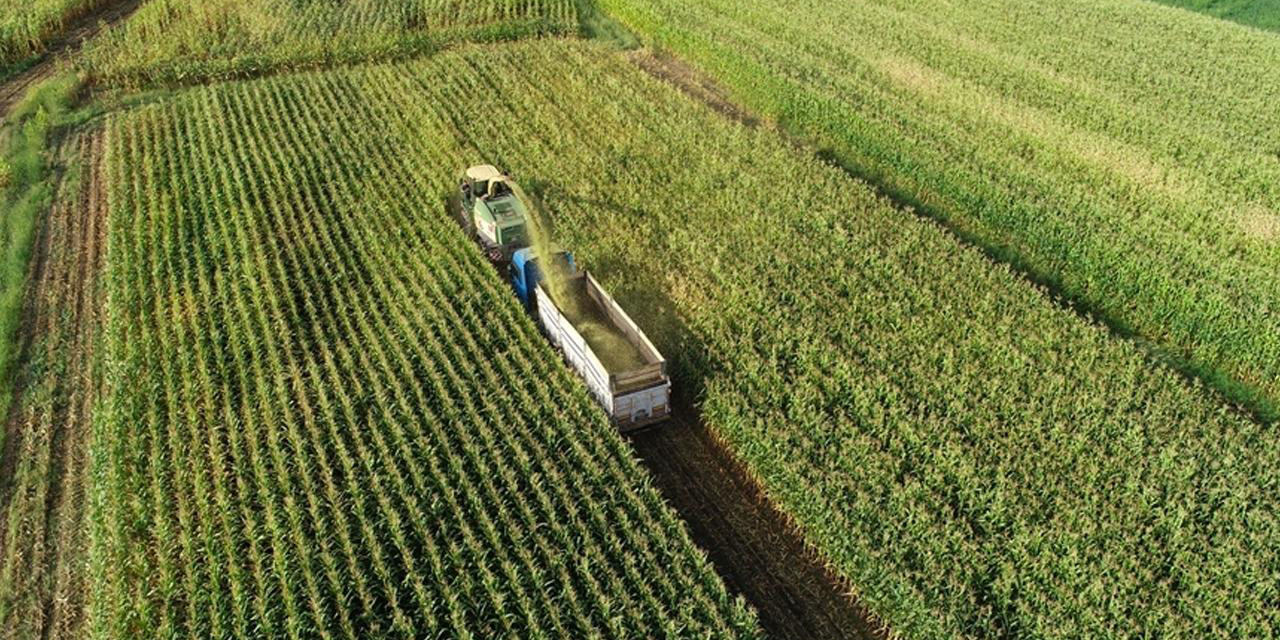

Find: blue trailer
<box><xmin>509</xmin><ymin>246</ymin><xmax>576</xmax><ymax>308</ymax></box>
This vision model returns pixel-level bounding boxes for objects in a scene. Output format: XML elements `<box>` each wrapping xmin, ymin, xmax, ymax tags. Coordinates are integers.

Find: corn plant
<box><xmin>89</xmin><ymin>40</ymin><xmax>760</xmax><ymax>640</ymax></box>
<box><xmin>597</xmin><ymin>0</ymin><xmax>1280</xmax><ymax>423</ymax></box>
<box><xmin>80</xmin><ymin>0</ymin><xmax>579</xmax><ymax>90</ymax></box>
<box><xmin>91</xmin><ymin>38</ymin><xmax>1280</xmax><ymax>640</ymax></box>
<box><xmin>0</xmin><ymin>0</ymin><xmax>110</xmax><ymax>65</ymax></box>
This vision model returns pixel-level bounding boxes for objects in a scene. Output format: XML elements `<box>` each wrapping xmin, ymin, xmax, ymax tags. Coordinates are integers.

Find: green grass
<box><xmin>0</xmin><ymin>123</ymin><xmax>97</xmax><ymax>639</ymax></box>
<box><xmin>1150</xmin><ymin>0</ymin><xmax>1280</xmax><ymax>31</ymax></box>
<box><xmin>597</xmin><ymin>0</ymin><xmax>1280</xmax><ymax>423</ymax></box>
<box><xmin>0</xmin><ymin>56</ymin><xmax>39</xmax><ymax>85</ymax></box>
<box><xmin>81</xmin><ymin>0</ymin><xmax>581</xmax><ymax>90</ymax></box>
<box><xmin>575</xmin><ymin>0</ymin><xmax>638</xmax><ymax>48</ymax></box>
<box><xmin>91</xmin><ymin>37</ymin><xmax>1280</xmax><ymax>639</ymax></box>
<box><xmin>0</xmin><ymin>73</ymin><xmax>82</xmax><ymax>426</ymax></box>
<box><xmin>89</xmin><ymin>40</ymin><xmax>760</xmax><ymax>639</ymax></box>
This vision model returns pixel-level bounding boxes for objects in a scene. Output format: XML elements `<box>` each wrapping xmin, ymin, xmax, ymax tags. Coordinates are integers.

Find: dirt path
<box><xmin>0</xmin><ymin>128</ymin><xmax>106</xmax><ymax>640</ymax></box>
<box><xmin>0</xmin><ymin>0</ymin><xmax>140</xmax><ymax>120</ymax></box>
<box><xmin>627</xmin><ymin>49</ymin><xmax>761</xmax><ymax>129</ymax></box>
<box><xmin>625</xmin><ymin>48</ymin><xmax>888</xmax><ymax>639</ymax></box>
<box><xmin>630</xmin><ymin>409</ymin><xmax>887</xmax><ymax>640</ymax></box>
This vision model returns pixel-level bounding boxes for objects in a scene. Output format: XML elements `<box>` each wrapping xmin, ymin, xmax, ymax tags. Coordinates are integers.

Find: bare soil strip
<box><xmin>0</xmin><ymin>0</ymin><xmax>140</xmax><ymax>120</ymax></box>
<box><xmin>0</xmin><ymin>128</ymin><xmax>105</xmax><ymax>640</ymax></box>
<box><xmin>630</xmin><ymin>409</ymin><xmax>887</xmax><ymax>640</ymax></box>
<box><xmin>626</xmin><ymin>49</ymin><xmax>760</xmax><ymax>129</ymax></box>
<box><xmin>625</xmin><ymin>48</ymin><xmax>888</xmax><ymax>639</ymax></box>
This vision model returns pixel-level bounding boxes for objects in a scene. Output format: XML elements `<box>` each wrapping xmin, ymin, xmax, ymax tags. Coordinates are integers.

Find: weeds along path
<box><xmin>0</xmin><ymin>0</ymin><xmax>140</xmax><ymax>120</ymax></box>
<box><xmin>630</xmin><ymin>409</ymin><xmax>886</xmax><ymax>640</ymax></box>
<box><xmin>0</xmin><ymin>128</ymin><xmax>106</xmax><ymax>640</ymax></box>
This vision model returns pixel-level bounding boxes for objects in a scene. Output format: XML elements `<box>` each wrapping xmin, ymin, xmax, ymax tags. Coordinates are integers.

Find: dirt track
<box><xmin>0</xmin><ymin>128</ymin><xmax>106</xmax><ymax>640</ymax></box>
<box><xmin>626</xmin><ymin>48</ymin><xmax>887</xmax><ymax>639</ymax></box>
<box><xmin>0</xmin><ymin>6</ymin><xmax>123</xmax><ymax>635</ymax></box>
<box><xmin>630</xmin><ymin>410</ymin><xmax>886</xmax><ymax>640</ymax></box>
<box><xmin>627</xmin><ymin>49</ymin><xmax>760</xmax><ymax>129</ymax></box>
<box><xmin>0</xmin><ymin>0</ymin><xmax>140</xmax><ymax>120</ymax></box>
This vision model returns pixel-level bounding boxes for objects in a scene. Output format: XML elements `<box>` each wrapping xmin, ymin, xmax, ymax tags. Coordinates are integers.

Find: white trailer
<box><xmin>534</xmin><ymin>271</ymin><xmax>671</xmax><ymax>430</ymax></box>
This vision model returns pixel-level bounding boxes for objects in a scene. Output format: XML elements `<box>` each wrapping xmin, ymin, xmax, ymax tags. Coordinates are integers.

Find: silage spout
<box><xmin>509</xmin><ymin>181</ymin><xmax>646</xmax><ymax>372</ymax></box>
<box><xmin>511</xmin><ymin>180</ymin><xmax>580</xmax><ymax>317</ymax></box>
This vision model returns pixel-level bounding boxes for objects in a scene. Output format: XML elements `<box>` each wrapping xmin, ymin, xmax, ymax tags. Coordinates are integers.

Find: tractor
<box><xmin>456</xmin><ymin>164</ymin><xmax>530</xmax><ymax>263</ymax></box>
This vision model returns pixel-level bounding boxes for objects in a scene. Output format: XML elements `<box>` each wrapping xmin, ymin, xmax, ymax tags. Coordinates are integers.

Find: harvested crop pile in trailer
<box><xmin>556</xmin><ymin>285</ymin><xmax>647</xmax><ymax>373</ymax></box>
<box><xmin>299</xmin><ymin>38</ymin><xmax>1276</xmax><ymax>640</ymax></box>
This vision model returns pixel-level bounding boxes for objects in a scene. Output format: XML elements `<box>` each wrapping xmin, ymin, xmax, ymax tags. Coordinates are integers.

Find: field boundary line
<box><xmin>0</xmin><ymin>125</ymin><xmax>106</xmax><ymax>640</ymax></box>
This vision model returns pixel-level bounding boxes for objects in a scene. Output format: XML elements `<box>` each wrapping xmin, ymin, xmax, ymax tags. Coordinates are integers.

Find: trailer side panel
<box><xmin>534</xmin><ymin>277</ymin><xmax>672</xmax><ymax>429</ymax></box>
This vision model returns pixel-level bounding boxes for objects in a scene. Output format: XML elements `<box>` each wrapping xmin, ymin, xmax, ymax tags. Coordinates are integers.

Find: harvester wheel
<box><xmin>453</xmin><ymin>197</ymin><xmax>476</xmax><ymax>238</ymax></box>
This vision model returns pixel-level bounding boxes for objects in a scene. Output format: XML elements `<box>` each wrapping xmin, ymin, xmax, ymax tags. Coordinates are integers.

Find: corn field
<box><xmin>80</xmin><ymin>0</ymin><xmax>579</xmax><ymax>90</ymax></box>
<box><xmin>470</xmin><ymin>41</ymin><xmax>1276</xmax><ymax>640</ymax></box>
<box><xmin>1149</xmin><ymin>0</ymin><xmax>1280</xmax><ymax>32</ymax></box>
<box><xmin>598</xmin><ymin>0</ymin><xmax>1280</xmax><ymax>422</ymax></box>
<box><xmin>90</xmin><ymin>40</ymin><xmax>759</xmax><ymax>639</ymax></box>
<box><xmin>89</xmin><ymin>37</ymin><xmax>1280</xmax><ymax>639</ymax></box>
<box><xmin>0</xmin><ymin>0</ymin><xmax>106</xmax><ymax>65</ymax></box>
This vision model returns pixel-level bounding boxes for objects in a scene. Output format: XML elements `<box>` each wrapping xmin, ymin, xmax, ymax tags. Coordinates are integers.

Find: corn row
<box><xmin>80</xmin><ymin>0</ymin><xmax>579</xmax><ymax>90</ymax></box>
<box><xmin>92</xmin><ymin>39</ymin><xmax>760</xmax><ymax>640</ymax></box>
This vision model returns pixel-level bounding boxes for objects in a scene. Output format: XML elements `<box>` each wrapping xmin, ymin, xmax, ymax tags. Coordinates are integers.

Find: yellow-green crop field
<box><xmin>0</xmin><ymin>0</ymin><xmax>107</xmax><ymax>65</ymax></box>
<box><xmin>81</xmin><ymin>0</ymin><xmax>579</xmax><ymax>89</ymax></box>
<box><xmin>86</xmin><ymin>39</ymin><xmax>761</xmax><ymax>640</ymax></box>
<box><xmin>87</xmin><ymin>39</ymin><xmax>1280</xmax><ymax>639</ymax></box>
<box><xmin>600</xmin><ymin>0</ymin><xmax>1280</xmax><ymax>422</ymax></box>
<box><xmin>4</xmin><ymin>1</ymin><xmax>1279</xmax><ymax>639</ymax></box>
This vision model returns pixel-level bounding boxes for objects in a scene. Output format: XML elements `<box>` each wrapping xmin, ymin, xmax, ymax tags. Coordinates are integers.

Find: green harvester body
<box><xmin>459</xmin><ymin>164</ymin><xmax>530</xmax><ymax>261</ymax></box>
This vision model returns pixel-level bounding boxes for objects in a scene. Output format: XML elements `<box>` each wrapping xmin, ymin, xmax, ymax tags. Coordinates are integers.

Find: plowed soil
<box><xmin>0</xmin><ymin>128</ymin><xmax>106</xmax><ymax>640</ymax></box>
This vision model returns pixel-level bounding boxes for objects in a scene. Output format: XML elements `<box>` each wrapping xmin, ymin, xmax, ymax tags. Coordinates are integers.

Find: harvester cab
<box><xmin>458</xmin><ymin>164</ymin><xmax>530</xmax><ymax>262</ymax></box>
<box><xmin>510</xmin><ymin>246</ymin><xmax>576</xmax><ymax>309</ymax></box>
